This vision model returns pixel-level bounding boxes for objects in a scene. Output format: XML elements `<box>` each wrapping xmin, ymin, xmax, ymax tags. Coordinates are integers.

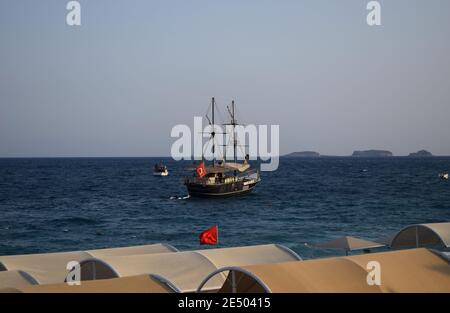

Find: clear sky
<box><xmin>1</xmin><ymin>0</ymin><xmax>449</xmax><ymax>157</ymax></box>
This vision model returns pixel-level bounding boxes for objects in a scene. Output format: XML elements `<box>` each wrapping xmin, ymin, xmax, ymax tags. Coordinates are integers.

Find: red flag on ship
<box><xmin>199</xmin><ymin>225</ymin><xmax>218</xmax><ymax>245</ymax></box>
<box><xmin>196</xmin><ymin>162</ymin><xmax>206</xmax><ymax>178</ymax></box>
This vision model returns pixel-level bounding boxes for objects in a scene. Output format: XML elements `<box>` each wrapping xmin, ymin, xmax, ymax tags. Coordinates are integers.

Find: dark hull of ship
<box><xmin>186</xmin><ymin>181</ymin><xmax>258</xmax><ymax>198</ymax></box>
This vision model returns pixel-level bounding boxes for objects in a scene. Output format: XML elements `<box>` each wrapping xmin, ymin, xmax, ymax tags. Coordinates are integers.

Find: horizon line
<box><xmin>1</xmin><ymin>155</ymin><xmax>450</xmax><ymax>159</ymax></box>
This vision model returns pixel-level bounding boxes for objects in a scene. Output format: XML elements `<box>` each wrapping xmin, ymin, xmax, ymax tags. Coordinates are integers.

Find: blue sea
<box><xmin>1</xmin><ymin>157</ymin><xmax>449</xmax><ymax>259</ymax></box>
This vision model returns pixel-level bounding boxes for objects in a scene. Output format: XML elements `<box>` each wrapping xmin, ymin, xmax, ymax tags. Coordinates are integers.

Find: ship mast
<box><xmin>225</xmin><ymin>100</ymin><xmax>239</xmax><ymax>177</ymax></box>
<box><xmin>231</xmin><ymin>100</ymin><xmax>237</xmax><ymax>164</ymax></box>
<box><xmin>211</xmin><ymin>97</ymin><xmax>215</xmax><ymax>167</ymax></box>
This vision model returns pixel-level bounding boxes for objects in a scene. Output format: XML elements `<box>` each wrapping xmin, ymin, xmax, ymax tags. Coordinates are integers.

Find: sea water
<box><xmin>0</xmin><ymin>157</ymin><xmax>449</xmax><ymax>259</ymax></box>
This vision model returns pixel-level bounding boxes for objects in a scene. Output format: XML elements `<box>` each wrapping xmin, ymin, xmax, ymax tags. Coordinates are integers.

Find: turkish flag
<box><xmin>196</xmin><ymin>162</ymin><xmax>206</xmax><ymax>178</ymax></box>
<box><xmin>199</xmin><ymin>225</ymin><xmax>218</xmax><ymax>245</ymax></box>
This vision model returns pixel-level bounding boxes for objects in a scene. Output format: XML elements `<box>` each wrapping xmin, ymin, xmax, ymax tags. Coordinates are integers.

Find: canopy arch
<box><xmin>197</xmin><ymin>257</ymin><xmax>380</xmax><ymax>293</ymax></box>
<box><xmin>77</xmin><ymin>258</ymin><xmax>120</xmax><ymax>281</ymax></box>
<box><xmin>0</xmin><ymin>270</ymin><xmax>39</xmax><ymax>289</ymax></box>
<box><xmin>391</xmin><ymin>222</ymin><xmax>450</xmax><ymax>249</ymax></box>
<box><xmin>0</xmin><ymin>243</ymin><xmax>178</xmax><ymax>287</ymax></box>
<box><xmin>78</xmin><ymin>251</ymin><xmax>223</xmax><ymax>292</ymax></box>
<box><xmin>197</xmin><ymin>248</ymin><xmax>450</xmax><ymax>293</ymax></box>
<box><xmin>78</xmin><ymin>244</ymin><xmax>300</xmax><ymax>293</ymax></box>
<box><xmin>17</xmin><ymin>274</ymin><xmax>175</xmax><ymax>293</ymax></box>
<box><xmin>196</xmin><ymin>267</ymin><xmax>272</xmax><ymax>293</ymax></box>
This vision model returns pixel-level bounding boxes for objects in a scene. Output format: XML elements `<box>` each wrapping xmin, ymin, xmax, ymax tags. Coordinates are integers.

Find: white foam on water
<box><xmin>170</xmin><ymin>195</ymin><xmax>190</xmax><ymax>200</ymax></box>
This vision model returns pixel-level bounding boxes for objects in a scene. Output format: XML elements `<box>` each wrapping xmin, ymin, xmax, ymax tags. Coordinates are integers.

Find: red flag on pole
<box><xmin>199</xmin><ymin>225</ymin><xmax>218</xmax><ymax>245</ymax></box>
<box><xmin>196</xmin><ymin>162</ymin><xmax>206</xmax><ymax>178</ymax></box>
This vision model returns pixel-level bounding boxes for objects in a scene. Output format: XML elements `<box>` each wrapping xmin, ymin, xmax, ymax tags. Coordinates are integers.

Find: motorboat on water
<box><xmin>154</xmin><ymin>163</ymin><xmax>169</xmax><ymax>176</ymax></box>
<box><xmin>439</xmin><ymin>173</ymin><xmax>449</xmax><ymax>180</ymax></box>
<box><xmin>184</xmin><ymin>98</ymin><xmax>260</xmax><ymax>198</ymax></box>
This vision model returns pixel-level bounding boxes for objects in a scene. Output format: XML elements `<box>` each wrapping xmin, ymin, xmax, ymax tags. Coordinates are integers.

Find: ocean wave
<box><xmin>48</xmin><ymin>216</ymin><xmax>100</xmax><ymax>226</ymax></box>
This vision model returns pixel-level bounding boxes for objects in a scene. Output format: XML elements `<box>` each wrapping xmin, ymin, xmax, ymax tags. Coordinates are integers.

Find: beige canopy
<box><xmin>375</xmin><ymin>233</ymin><xmax>396</xmax><ymax>246</ymax></box>
<box><xmin>11</xmin><ymin>275</ymin><xmax>173</xmax><ymax>293</ymax></box>
<box><xmin>316</xmin><ymin>236</ymin><xmax>385</xmax><ymax>255</ymax></box>
<box><xmin>80</xmin><ymin>251</ymin><xmax>222</xmax><ymax>292</ymax></box>
<box><xmin>87</xmin><ymin>243</ymin><xmax>178</xmax><ymax>258</ymax></box>
<box><xmin>204</xmin><ymin>248</ymin><xmax>450</xmax><ymax>293</ymax></box>
<box><xmin>0</xmin><ymin>251</ymin><xmax>92</xmax><ymax>285</ymax></box>
<box><xmin>79</xmin><ymin>244</ymin><xmax>300</xmax><ymax>292</ymax></box>
<box><xmin>0</xmin><ymin>270</ymin><xmax>38</xmax><ymax>289</ymax></box>
<box><xmin>391</xmin><ymin>222</ymin><xmax>450</xmax><ymax>249</ymax></box>
<box><xmin>0</xmin><ymin>243</ymin><xmax>177</xmax><ymax>287</ymax></box>
<box><xmin>342</xmin><ymin>248</ymin><xmax>450</xmax><ymax>292</ymax></box>
<box><xmin>203</xmin><ymin>258</ymin><xmax>380</xmax><ymax>293</ymax></box>
<box><xmin>196</xmin><ymin>244</ymin><xmax>300</xmax><ymax>268</ymax></box>
<box><xmin>0</xmin><ymin>288</ymin><xmax>22</xmax><ymax>293</ymax></box>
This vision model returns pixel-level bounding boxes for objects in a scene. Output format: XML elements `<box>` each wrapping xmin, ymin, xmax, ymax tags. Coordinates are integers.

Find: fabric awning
<box><xmin>87</xmin><ymin>243</ymin><xmax>178</xmax><ymax>258</ymax></box>
<box><xmin>0</xmin><ymin>243</ymin><xmax>178</xmax><ymax>287</ymax></box>
<box><xmin>0</xmin><ymin>270</ymin><xmax>38</xmax><ymax>289</ymax></box>
<box><xmin>196</xmin><ymin>244</ymin><xmax>300</xmax><ymax>268</ymax></box>
<box><xmin>78</xmin><ymin>244</ymin><xmax>300</xmax><ymax>293</ymax></box>
<box><xmin>210</xmin><ymin>248</ymin><xmax>450</xmax><ymax>293</ymax></box>
<box><xmin>0</xmin><ymin>251</ymin><xmax>92</xmax><ymax>285</ymax></box>
<box><xmin>11</xmin><ymin>274</ymin><xmax>173</xmax><ymax>293</ymax></box>
<box><xmin>391</xmin><ymin>222</ymin><xmax>450</xmax><ymax>249</ymax></box>
<box><xmin>316</xmin><ymin>236</ymin><xmax>385</xmax><ymax>253</ymax></box>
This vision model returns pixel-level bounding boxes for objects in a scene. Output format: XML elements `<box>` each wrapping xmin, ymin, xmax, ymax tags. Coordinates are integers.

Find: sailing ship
<box><xmin>184</xmin><ymin>98</ymin><xmax>260</xmax><ymax>197</ymax></box>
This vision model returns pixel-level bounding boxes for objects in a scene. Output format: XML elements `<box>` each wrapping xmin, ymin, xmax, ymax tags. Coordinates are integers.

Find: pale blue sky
<box><xmin>1</xmin><ymin>0</ymin><xmax>449</xmax><ymax>157</ymax></box>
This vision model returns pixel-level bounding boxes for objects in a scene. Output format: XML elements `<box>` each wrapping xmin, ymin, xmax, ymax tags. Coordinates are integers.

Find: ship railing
<box><xmin>184</xmin><ymin>169</ymin><xmax>260</xmax><ymax>185</ymax></box>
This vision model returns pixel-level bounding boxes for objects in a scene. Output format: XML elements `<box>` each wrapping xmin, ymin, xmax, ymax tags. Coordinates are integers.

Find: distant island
<box><xmin>408</xmin><ymin>150</ymin><xmax>433</xmax><ymax>157</ymax></box>
<box><xmin>283</xmin><ymin>149</ymin><xmax>439</xmax><ymax>158</ymax></box>
<box><xmin>285</xmin><ymin>151</ymin><xmax>320</xmax><ymax>158</ymax></box>
<box><xmin>352</xmin><ymin>150</ymin><xmax>393</xmax><ymax>157</ymax></box>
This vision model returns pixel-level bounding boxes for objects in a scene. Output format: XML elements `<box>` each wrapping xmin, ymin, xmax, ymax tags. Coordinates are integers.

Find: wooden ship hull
<box><xmin>185</xmin><ymin>176</ymin><xmax>259</xmax><ymax>198</ymax></box>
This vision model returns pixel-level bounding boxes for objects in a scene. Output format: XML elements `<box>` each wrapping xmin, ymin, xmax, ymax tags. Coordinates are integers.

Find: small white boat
<box><xmin>154</xmin><ymin>163</ymin><xmax>169</xmax><ymax>176</ymax></box>
<box><xmin>439</xmin><ymin>173</ymin><xmax>449</xmax><ymax>180</ymax></box>
<box><xmin>154</xmin><ymin>170</ymin><xmax>168</xmax><ymax>176</ymax></box>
